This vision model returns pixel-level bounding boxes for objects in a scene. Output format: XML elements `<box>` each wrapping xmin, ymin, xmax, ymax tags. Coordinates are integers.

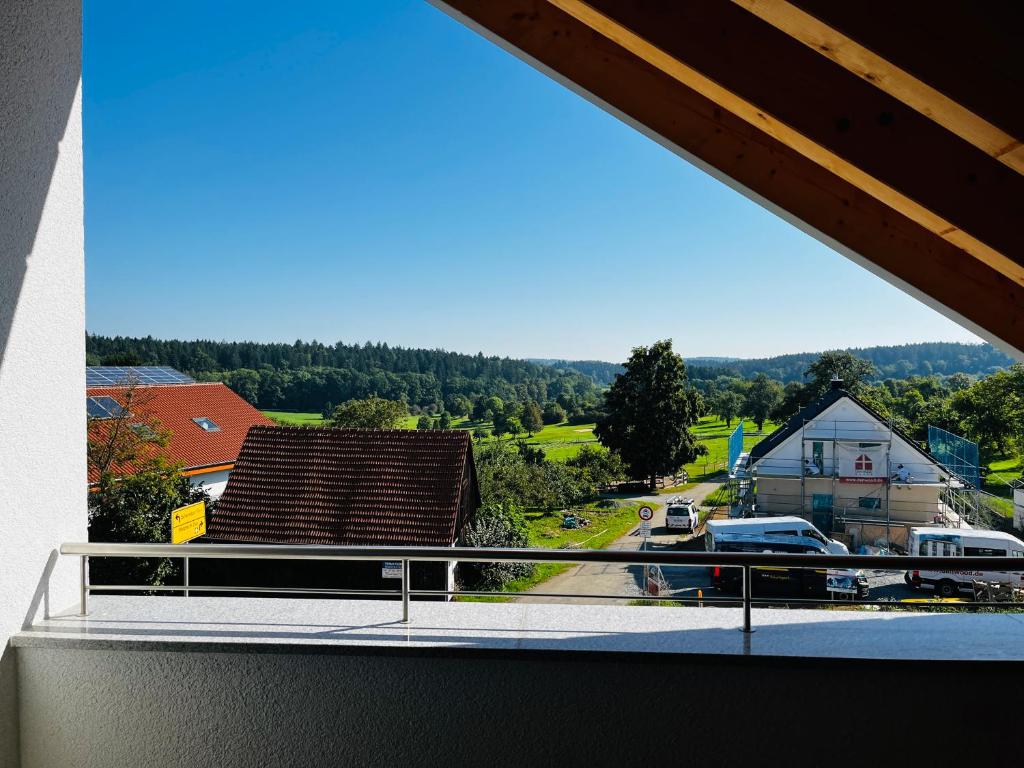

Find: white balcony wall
<box><xmin>1</xmin><ymin>1</ymin><xmax>86</xmax><ymax>763</ymax></box>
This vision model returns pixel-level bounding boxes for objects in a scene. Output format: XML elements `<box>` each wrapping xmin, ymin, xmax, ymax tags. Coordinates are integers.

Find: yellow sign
<box><xmin>171</xmin><ymin>501</ymin><xmax>206</xmax><ymax>544</ymax></box>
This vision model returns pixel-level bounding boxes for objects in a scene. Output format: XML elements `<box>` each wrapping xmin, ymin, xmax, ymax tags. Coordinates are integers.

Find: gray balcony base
<box><xmin>12</xmin><ymin>597</ymin><xmax>1024</xmax><ymax>767</ymax></box>
<box><xmin>13</xmin><ymin>595</ymin><xmax>1024</xmax><ymax>660</ymax></box>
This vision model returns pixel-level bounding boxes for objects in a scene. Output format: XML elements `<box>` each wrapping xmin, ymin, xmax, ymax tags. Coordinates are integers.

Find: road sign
<box><xmin>639</xmin><ymin>520</ymin><xmax>652</xmax><ymax>537</ymax></box>
<box><xmin>171</xmin><ymin>501</ymin><xmax>206</xmax><ymax>544</ymax></box>
<box><xmin>638</xmin><ymin>506</ymin><xmax>654</xmax><ymax>521</ymax></box>
<box><xmin>382</xmin><ymin>561</ymin><xmax>403</xmax><ymax>579</ymax></box>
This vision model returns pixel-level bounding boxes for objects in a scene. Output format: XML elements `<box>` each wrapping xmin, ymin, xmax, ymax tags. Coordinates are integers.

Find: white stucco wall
<box><xmin>189</xmin><ymin>469</ymin><xmax>231</xmax><ymax>500</ymax></box>
<box><xmin>0</xmin><ymin>1</ymin><xmax>85</xmax><ymax>763</ymax></box>
<box><xmin>754</xmin><ymin>398</ymin><xmax>941</xmax><ymax>482</ymax></box>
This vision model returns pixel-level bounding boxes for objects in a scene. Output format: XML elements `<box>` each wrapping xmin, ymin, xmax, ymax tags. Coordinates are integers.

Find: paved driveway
<box><xmin>516</xmin><ymin>479</ymin><xmax>724</xmax><ymax>605</ymax></box>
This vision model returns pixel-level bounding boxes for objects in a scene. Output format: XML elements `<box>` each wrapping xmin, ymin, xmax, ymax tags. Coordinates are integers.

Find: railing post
<box><xmin>184</xmin><ymin>556</ymin><xmax>190</xmax><ymax>598</ymax></box>
<box><xmin>79</xmin><ymin>555</ymin><xmax>88</xmax><ymax>617</ymax></box>
<box><xmin>740</xmin><ymin>565</ymin><xmax>754</xmax><ymax>633</ymax></box>
<box><xmin>401</xmin><ymin>559</ymin><xmax>410</xmax><ymax>623</ymax></box>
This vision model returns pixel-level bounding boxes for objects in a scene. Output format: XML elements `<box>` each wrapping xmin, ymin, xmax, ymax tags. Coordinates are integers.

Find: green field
<box><xmin>398</xmin><ymin>415</ymin><xmax>597</xmax><ymax>460</ymax></box>
<box><xmin>262</xmin><ymin>411</ymin><xmax>774</xmax><ymax>472</ymax></box>
<box><xmin>682</xmin><ymin>416</ymin><xmax>778</xmax><ymax>482</ymax></box>
<box><xmin>262</xmin><ymin>411</ymin><xmax>326</xmax><ymax>426</ymax></box>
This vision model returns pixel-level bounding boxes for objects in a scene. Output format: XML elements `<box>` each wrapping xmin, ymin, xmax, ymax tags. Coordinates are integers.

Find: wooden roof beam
<box><xmin>430</xmin><ymin>0</ymin><xmax>1023</xmax><ymax>356</ymax></box>
<box><xmin>731</xmin><ymin>0</ymin><xmax>1024</xmax><ymax>174</ymax></box>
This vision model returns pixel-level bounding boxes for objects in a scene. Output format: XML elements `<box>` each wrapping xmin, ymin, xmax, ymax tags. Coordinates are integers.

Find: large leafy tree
<box><xmin>521</xmin><ymin>401</ymin><xmax>544</xmax><ymax>436</ymax></box>
<box><xmin>742</xmin><ymin>373</ymin><xmax>783</xmax><ymax>431</ymax></box>
<box><xmin>713</xmin><ymin>391</ymin><xmax>744</xmax><ymax>428</ymax></box>
<box><xmin>595</xmin><ymin>340</ymin><xmax>706</xmax><ymax>490</ymax></box>
<box><xmin>804</xmin><ymin>351</ymin><xmax>876</xmax><ymax>396</ymax></box>
<box><xmin>329</xmin><ymin>395</ymin><xmax>407</xmax><ymax>429</ymax></box>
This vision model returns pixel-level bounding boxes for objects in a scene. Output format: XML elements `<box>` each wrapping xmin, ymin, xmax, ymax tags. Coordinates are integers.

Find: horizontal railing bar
<box><xmin>86</xmin><ymin>584</ymin><xmax>401</xmax><ymax>597</ymax></box>
<box><xmin>403</xmin><ymin>589</ymin><xmax>1023</xmax><ymax>609</ymax></box>
<box><xmin>60</xmin><ymin>542</ymin><xmax>1022</xmax><ymax>571</ymax></box>
<box><xmin>80</xmin><ymin>583</ymin><xmax>1024</xmax><ymax>610</ymax></box>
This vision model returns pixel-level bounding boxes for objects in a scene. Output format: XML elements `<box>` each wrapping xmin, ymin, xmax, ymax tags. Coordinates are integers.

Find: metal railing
<box><xmin>59</xmin><ymin>542</ymin><xmax>1024</xmax><ymax>634</ymax></box>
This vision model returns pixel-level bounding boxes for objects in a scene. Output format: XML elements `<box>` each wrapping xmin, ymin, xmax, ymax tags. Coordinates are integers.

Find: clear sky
<box><xmin>83</xmin><ymin>0</ymin><xmax>981</xmax><ymax>363</ymax></box>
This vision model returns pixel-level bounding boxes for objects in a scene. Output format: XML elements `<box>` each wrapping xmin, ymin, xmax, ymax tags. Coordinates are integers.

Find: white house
<box><xmin>745</xmin><ymin>380</ymin><xmax>959</xmax><ymax>548</ymax></box>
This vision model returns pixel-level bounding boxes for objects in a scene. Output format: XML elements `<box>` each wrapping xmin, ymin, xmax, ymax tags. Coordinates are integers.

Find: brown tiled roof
<box><xmin>87</xmin><ymin>383</ymin><xmax>275</xmax><ymax>484</ymax></box>
<box><xmin>208</xmin><ymin>426</ymin><xmax>479</xmax><ymax>546</ymax></box>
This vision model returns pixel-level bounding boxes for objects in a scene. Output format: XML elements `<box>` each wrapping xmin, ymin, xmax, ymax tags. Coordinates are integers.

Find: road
<box><xmin>517</xmin><ymin>477</ymin><xmax>922</xmax><ymax>604</ymax></box>
<box><xmin>516</xmin><ymin>479</ymin><xmax>724</xmax><ymax>605</ymax></box>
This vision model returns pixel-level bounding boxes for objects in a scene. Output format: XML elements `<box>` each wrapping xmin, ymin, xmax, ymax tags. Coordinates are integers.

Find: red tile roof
<box><xmin>208</xmin><ymin>426</ymin><xmax>479</xmax><ymax>547</ymax></box>
<box><xmin>87</xmin><ymin>383</ymin><xmax>274</xmax><ymax>484</ymax></box>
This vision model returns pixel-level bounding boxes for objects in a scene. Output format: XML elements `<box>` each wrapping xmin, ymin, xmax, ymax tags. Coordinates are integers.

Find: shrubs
<box><xmin>542</xmin><ymin>402</ymin><xmax>567</xmax><ymax>425</ymax></box>
<box><xmin>461</xmin><ymin>504</ymin><xmax>534</xmax><ymax>590</ymax></box>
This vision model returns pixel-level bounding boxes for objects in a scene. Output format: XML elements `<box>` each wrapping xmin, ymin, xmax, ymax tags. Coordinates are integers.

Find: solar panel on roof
<box><xmin>86</xmin><ymin>396</ymin><xmax>124</xmax><ymax>419</ymax></box>
<box><xmin>86</xmin><ymin>366</ymin><xmax>195</xmax><ymax>386</ymax></box>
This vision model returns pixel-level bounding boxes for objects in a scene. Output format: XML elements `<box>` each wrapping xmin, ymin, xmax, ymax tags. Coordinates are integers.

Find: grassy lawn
<box><xmin>262</xmin><ymin>410</ymin><xmax>325</xmax><ymax>426</ymax></box>
<box><xmin>402</xmin><ymin>415</ymin><xmax>597</xmax><ymax>460</ymax></box>
<box><xmin>985</xmin><ymin>455</ymin><xmax>1021</xmax><ymax>495</ymax></box>
<box><xmin>682</xmin><ymin>416</ymin><xmax>778</xmax><ymax>482</ymax></box>
<box><xmin>460</xmin><ymin>500</ymin><xmax>657</xmax><ymax>600</ymax></box>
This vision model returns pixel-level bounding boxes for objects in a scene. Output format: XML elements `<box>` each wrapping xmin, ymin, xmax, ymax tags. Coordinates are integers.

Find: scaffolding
<box><xmin>927</xmin><ymin>425</ymin><xmax>980</xmax><ymax>489</ymax></box>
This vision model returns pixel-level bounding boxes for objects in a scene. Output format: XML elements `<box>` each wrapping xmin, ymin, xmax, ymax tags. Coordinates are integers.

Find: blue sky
<box><xmin>83</xmin><ymin>0</ymin><xmax>979</xmax><ymax>363</ymax></box>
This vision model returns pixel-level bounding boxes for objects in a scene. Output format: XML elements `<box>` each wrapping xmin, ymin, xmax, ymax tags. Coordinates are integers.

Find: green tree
<box><xmin>521</xmin><ymin>401</ymin><xmax>544</xmax><ymax>436</ymax></box>
<box><xmin>742</xmin><ymin>373</ymin><xmax>782</xmax><ymax>431</ymax></box>
<box><xmin>805</xmin><ymin>351</ymin><xmax>876</xmax><ymax>396</ymax></box>
<box><xmin>502</xmin><ymin>416</ymin><xmax>523</xmax><ymax>438</ymax></box>
<box><xmin>87</xmin><ymin>379</ymin><xmax>171</xmax><ymax>479</ymax></box>
<box><xmin>713</xmin><ymin>391</ymin><xmax>743</xmax><ymax>428</ymax></box>
<box><xmin>565</xmin><ymin>445</ymin><xmax>625</xmax><ymax>487</ymax></box>
<box><xmin>88</xmin><ymin>463</ymin><xmax>208</xmax><ymax>587</ymax></box>
<box><xmin>542</xmin><ymin>401</ymin><xmax>567</xmax><ymax>425</ymax></box>
<box><xmin>416</xmin><ymin>414</ymin><xmax>434</xmax><ymax>430</ymax></box>
<box><xmin>329</xmin><ymin>396</ymin><xmax>407</xmax><ymax>429</ymax></box>
<box><xmin>770</xmin><ymin>382</ymin><xmax>810</xmax><ymax>422</ymax></box>
<box><xmin>594</xmin><ymin>340</ymin><xmax>706</xmax><ymax>490</ymax></box>
<box><xmin>445</xmin><ymin>394</ymin><xmax>472</xmax><ymax>418</ymax></box>
<box><xmin>438</xmin><ymin>411</ymin><xmax>452</xmax><ymax>429</ymax></box>
<box><xmin>952</xmin><ymin>369</ymin><xmax>1022</xmax><ymax>456</ymax></box>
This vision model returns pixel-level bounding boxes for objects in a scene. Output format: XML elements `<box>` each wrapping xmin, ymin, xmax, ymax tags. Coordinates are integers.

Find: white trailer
<box><xmin>906</xmin><ymin>527</ymin><xmax>1024</xmax><ymax>598</ymax></box>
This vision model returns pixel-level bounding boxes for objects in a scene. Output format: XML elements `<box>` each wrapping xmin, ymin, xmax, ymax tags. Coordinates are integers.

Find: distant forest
<box><xmin>85</xmin><ymin>335</ymin><xmax>605</xmax><ymax>414</ymax></box>
<box><xmin>540</xmin><ymin>343</ymin><xmax>1013</xmax><ymax>385</ymax></box>
<box><xmin>86</xmin><ymin>335</ymin><xmax>1013</xmax><ymax>418</ymax></box>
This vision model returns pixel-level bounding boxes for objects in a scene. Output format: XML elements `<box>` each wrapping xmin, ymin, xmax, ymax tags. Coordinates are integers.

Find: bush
<box><xmin>542</xmin><ymin>402</ymin><xmax>567</xmax><ymax>425</ymax></box>
<box><xmin>461</xmin><ymin>504</ymin><xmax>535</xmax><ymax>590</ymax></box>
<box><xmin>88</xmin><ymin>464</ymin><xmax>209</xmax><ymax>586</ymax></box>
<box><xmin>567</xmin><ymin>408</ymin><xmax>605</xmax><ymax>426</ymax></box>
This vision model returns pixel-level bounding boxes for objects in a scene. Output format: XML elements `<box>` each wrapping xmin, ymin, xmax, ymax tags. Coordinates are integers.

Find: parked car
<box><xmin>665</xmin><ymin>497</ymin><xmax>698</xmax><ymax>533</ymax></box>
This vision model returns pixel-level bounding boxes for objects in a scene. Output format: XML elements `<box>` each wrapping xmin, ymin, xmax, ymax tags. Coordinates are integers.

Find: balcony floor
<box><xmin>14</xmin><ymin>595</ymin><xmax>1024</xmax><ymax>661</ymax></box>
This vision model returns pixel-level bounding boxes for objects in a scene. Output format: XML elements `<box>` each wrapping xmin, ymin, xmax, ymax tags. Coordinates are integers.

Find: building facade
<box><xmin>746</xmin><ymin>383</ymin><xmax>958</xmax><ymax>548</ymax></box>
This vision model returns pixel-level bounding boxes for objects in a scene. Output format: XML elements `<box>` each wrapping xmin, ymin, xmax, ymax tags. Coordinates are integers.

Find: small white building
<box><xmin>743</xmin><ymin>381</ymin><xmax>959</xmax><ymax>549</ymax></box>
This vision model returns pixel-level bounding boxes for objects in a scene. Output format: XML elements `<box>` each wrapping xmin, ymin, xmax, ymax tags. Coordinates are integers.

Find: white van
<box><xmin>705</xmin><ymin>516</ymin><xmax>849</xmax><ymax>554</ymax></box>
<box><xmin>906</xmin><ymin>527</ymin><xmax>1024</xmax><ymax>598</ymax></box>
<box><xmin>665</xmin><ymin>497</ymin><xmax>699</xmax><ymax>532</ymax></box>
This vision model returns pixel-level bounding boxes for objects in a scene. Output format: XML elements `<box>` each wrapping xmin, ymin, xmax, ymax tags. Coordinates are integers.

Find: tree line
<box><xmin>532</xmin><ymin>342</ymin><xmax>1012</xmax><ymax>386</ymax></box>
<box><xmin>86</xmin><ymin>334</ymin><xmax>605</xmax><ymax>417</ymax></box>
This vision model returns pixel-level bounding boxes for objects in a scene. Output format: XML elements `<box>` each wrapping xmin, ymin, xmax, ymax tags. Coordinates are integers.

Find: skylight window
<box><xmin>86</xmin><ymin>396</ymin><xmax>124</xmax><ymax>419</ymax></box>
<box><xmin>192</xmin><ymin>417</ymin><xmax>220</xmax><ymax>432</ymax></box>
